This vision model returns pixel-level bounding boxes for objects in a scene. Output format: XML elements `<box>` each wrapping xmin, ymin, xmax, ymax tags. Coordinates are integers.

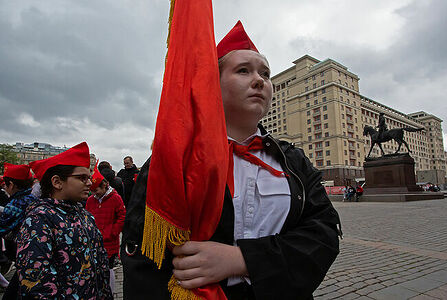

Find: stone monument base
<box><xmin>361</xmin><ymin>153</ymin><xmax>444</xmax><ymax>202</ymax></box>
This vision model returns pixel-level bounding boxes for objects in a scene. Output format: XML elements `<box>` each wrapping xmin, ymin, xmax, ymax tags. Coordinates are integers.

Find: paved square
<box><xmin>3</xmin><ymin>198</ymin><xmax>446</xmax><ymax>299</ymax></box>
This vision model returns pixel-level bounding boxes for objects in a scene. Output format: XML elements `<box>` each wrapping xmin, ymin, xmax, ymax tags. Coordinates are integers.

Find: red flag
<box><xmin>141</xmin><ymin>0</ymin><xmax>228</xmax><ymax>299</ymax></box>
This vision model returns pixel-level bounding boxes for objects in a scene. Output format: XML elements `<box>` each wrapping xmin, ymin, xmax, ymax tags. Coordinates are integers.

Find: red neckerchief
<box><xmin>227</xmin><ymin>136</ymin><xmax>287</xmax><ymax>197</ymax></box>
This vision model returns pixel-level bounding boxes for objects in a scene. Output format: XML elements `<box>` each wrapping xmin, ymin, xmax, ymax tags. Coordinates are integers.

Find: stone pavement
<box><xmin>112</xmin><ymin>198</ymin><xmax>447</xmax><ymax>299</ymax></box>
<box><xmin>3</xmin><ymin>198</ymin><xmax>446</xmax><ymax>299</ymax></box>
<box><xmin>314</xmin><ymin>199</ymin><xmax>447</xmax><ymax>299</ymax></box>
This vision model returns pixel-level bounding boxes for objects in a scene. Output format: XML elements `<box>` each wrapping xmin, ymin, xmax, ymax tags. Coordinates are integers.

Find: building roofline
<box><xmin>292</xmin><ymin>54</ymin><xmax>320</xmax><ymax>65</ymax></box>
<box><xmin>408</xmin><ymin>111</ymin><xmax>443</xmax><ymax>123</ymax></box>
<box><xmin>271</xmin><ymin>65</ymin><xmax>296</xmax><ymax>80</ymax></box>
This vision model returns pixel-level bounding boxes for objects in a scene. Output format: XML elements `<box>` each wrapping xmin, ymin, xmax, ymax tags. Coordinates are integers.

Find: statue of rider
<box><xmin>377</xmin><ymin>112</ymin><xmax>388</xmax><ymax>140</ymax></box>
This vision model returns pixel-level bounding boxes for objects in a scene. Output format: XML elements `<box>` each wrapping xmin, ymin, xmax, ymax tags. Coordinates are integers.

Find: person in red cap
<box><xmin>86</xmin><ymin>162</ymin><xmax>126</xmax><ymax>294</ymax></box>
<box><xmin>14</xmin><ymin>142</ymin><xmax>112</xmax><ymax>299</ymax></box>
<box><xmin>0</xmin><ymin>163</ymin><xmax>35</xmax><ymax>237</ymax></box>
<box><xmin>0</xmin><ymin>163</ymin><xmax>36</xmax><ymax>297</ymax></box>
<box><xmin>122</xmin><ymin>21</ymin><xmax>341</xmax><ymax>300</ymax></box>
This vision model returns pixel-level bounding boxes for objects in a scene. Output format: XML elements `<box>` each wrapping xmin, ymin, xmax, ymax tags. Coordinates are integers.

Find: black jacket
<box><xmin>121</xmin><ymin>130</ymin><xmax>341</xmax><ymax>300</ymax></box>
<box><xmin>117</xmin><ymin>165</ymin><xmax>139</xmax><ymax>206</ymax></box>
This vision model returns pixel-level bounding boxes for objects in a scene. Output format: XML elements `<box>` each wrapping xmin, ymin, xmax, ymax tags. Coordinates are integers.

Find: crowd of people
<box><xmin>0</xmin><ymin>146</ymin><xmax>138</xmax><ymax>299</ymax></box>
<box><xmin>0</xmin><ymin>21</ymin><xmax>341</xmax><ymax>299</ymax></box>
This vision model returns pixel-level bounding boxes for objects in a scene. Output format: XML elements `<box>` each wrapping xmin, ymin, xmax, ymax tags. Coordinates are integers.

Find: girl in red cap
<box><xmin>14</xmin><ymin>142</ymin><xmax>112</xmax><ymax>299</ymax></box>
<box><xmin>122</xmin><ymin>21</ymin><xmax>341</xmax><ymax>300</ymax></box>
<box><xmin>86</xmin><ymin>163</ymin><xmax>126</xmax><ymax>294</ymax></box>
<box><xmin>0</xmin><ymin>163</ymin><xmax>37</xmax><ymax>298</ymax></box>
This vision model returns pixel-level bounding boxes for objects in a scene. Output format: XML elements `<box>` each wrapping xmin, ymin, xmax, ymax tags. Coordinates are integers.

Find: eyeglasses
<box><xmin>67</xmin><ymin>174</ymin><xmax>92</xmax><ymax>184</ymax></box>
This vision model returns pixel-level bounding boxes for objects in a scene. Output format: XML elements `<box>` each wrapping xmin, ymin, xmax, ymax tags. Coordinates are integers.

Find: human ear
<box><xmin>51</xmin><ymin>175</ymin><xmax>64</xmax><ymax>191</ymax></box>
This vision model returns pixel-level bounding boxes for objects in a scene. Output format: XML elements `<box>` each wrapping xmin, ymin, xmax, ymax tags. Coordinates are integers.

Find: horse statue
<box><xmin>362</xmin><ymin>125</ymin><xmax>424</xmax><ymax>158</ymax></box>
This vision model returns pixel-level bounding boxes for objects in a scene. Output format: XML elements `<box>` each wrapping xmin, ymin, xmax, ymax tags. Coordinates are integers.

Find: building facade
<box><xmin>13</xmin><ymin>142</ymin><xmax>69</xmax><ymax>165</ymax></box>
<box><xmin>262</xmin><ymin>55</ymin><xmax>446</xmax><ymax>185</ymax></box>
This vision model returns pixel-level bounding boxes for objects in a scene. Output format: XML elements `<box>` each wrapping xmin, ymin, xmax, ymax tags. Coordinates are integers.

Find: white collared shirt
<box><xmin>228</xmin><ymin>129</ymin><xmax>291</xmax><ymax>286</ymax></box>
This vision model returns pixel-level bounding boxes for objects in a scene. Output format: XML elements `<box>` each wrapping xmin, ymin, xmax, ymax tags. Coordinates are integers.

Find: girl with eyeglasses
<box><xmin>14</xmin><ymin>142</ymin><xmax>112</xmax><ymax>299</ymax></box>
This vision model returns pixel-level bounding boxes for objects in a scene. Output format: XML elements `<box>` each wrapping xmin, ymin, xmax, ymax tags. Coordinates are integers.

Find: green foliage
<box><xmin>0</xmin><ymin>144</ymin><xmax>22</xmax><ymax>174</ymax></box>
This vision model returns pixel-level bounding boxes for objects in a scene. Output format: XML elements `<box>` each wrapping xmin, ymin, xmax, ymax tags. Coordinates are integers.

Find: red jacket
<box><xmin>86</xmin><ymin>188</ymin><xmax>126</xmax><ymax>257</ymax></box>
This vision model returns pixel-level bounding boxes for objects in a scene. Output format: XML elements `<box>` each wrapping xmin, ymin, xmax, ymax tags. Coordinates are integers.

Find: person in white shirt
<box><xmin>121</xmin><ymin>21</ymin><xmax>342</xmax><ymax>300</ymax></box>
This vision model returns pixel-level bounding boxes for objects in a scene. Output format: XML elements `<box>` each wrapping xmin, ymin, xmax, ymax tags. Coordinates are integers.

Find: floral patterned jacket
<box><xmin>16</xmin><ymin>197</ymin><xmax>113</xmax><ymax>299</ymax></box>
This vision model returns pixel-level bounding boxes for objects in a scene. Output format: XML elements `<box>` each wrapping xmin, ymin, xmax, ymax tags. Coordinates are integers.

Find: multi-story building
<box><xmin>408</xmin><ymin>112</ymin><xmax>445</xmax><ymax>171</ymax></box>
<box><xmin>13</xmin><ymin>142</ymin><xmax>69</xmax><ymax>165</ymax></box>
<box><xmin>262</xmin><ymin>55</ymin><xmax>446</xmax><ymax>185</ymax></box>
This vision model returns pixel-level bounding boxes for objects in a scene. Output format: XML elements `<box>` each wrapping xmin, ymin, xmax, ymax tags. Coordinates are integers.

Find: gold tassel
<box><xmin>141</xmin><ymin>206</ymin><xmax>191</xmax><ymax>269</ymax></box>
<box><xmin>168</xmin><ymin>276</ymin><xmax>202</xmax><ymax>300</ymax></box>
<box><xmin>166</xmin><ymin>0</ymin><xmax>176</xmax><ymax>49</ymax></box>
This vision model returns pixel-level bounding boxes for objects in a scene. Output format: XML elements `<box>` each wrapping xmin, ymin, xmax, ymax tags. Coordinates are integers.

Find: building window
<box><xmin>323</xmin><ymin>105</ymin><xmax>327</xmax><ymax>111</ymax></box>
<box><xmin>313</xmin><ymin>92</ymin><xmax>317</xmax><ymax>97</ymax></box>
<box><xmin>322</xmin><ymin>88</ymin><xmax>326</xmax><ymax>94</ymax></box>
<box><xmin>309</xmin><ymin>153</ymin><xmax>313</xmax><ymax>158</ymax></box>
<box><xmin>306</xmin><ymin>102</ymin><xmax>310</xmax><ymax>108</ymax></box>
<box><xmin>307</xmin><ymin>111</ymin><xmax>310</xmax><ymax>116</ymax></box>
<box><xmin>344</xmin><ymin>150</ymin><xmax>347</xmax><ymax>155</ymax></box>
<box><xmin>324</xmin><ymin>132</ymin><xmax>329</xmax><ymax>137</ymax></box>
<box><xmin>308</xmin><ymin>136</ymin><xmax>312</xmax><ymax>141</ymax></box>
<box><xmin>326</xmin><ymin>150</ymin><xmax>330</xmax><ymax>156</ymax></box>
<box><xmin>322</xmin><ymin>97</ymin><xmax>326</xmax><ymax>102</ymax></box>
<box><xmin>320</xmin><ymin>71</ymin><xmax>324</xmax><ymax>77</ymax></box>
<box><xmin>283</xmin><ymin>126</ymin><xmax>287</xmax><ymax>130</ymax></box>
<box><xmin>305</xmin><ymin>87</ymin><xmax>309</xmax><ymax>91</ymax></box>
<box><xmin>314</xmin><ymin>99</ymin><xmax>318</xmax><ymax>104</ymax></box>
<box><xmin>325</xmin><ymin>141</ymin><xmax>330</xmax><ymax>146</ymax></box>
<box><xmin>307</xmin><ymin>119</ymin><xmax>311</xmax><ymax>124</ymax></box>
<box><xmin>312</xmin><ymin>75</ymin><xmax>316</xmax><ymax>80</ymax></box>
<box><xmin>313</xmin><ymin>83</ymin><xmax>317</xmax><ymax>89</ymax></box>
<box><xmin>324</xmin><ymin>123</ymin><xmax>328</xmax><ymax>129</ymax></box>
<box><xmin>309</xmin><ymin>145</ymin><xmax>312</xmax><ymax>150</ymax></box>
<box><xmin>321</xmin><ymin>80</ymin><xmax>325</xmax><ymax>86</ymax></box>
<box><xmin>308</xmin><ymin>127</ymin><xmax>311</xmax><ymax>133</ymax></box>
<box><xmin>326</xmin><ymin>160</ymin><xmax>331</xmax><ymax>166</ymax></box>
<box><xmin>323</xmin><ymin>114</ymin><xmax>328</xmax><ymax>120</ymax></box>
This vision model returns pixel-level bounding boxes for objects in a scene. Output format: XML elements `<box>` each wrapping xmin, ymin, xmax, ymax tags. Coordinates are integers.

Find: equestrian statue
<box><xmin>363</xmin><ymin>112</ymin><xmax>424</xmax><ymax>158</ymax></box>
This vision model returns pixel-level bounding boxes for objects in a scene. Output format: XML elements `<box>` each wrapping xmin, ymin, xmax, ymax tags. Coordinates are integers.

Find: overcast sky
<box><xmin>1</xmin><ymin>0</ymin><xmax>446</xmax><ymax>170</ymax></box>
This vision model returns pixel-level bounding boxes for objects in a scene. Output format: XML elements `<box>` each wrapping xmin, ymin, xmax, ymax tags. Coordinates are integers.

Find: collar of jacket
<box><xmin>10</xmin><ymin>188</ymin><xmax>33</xmax><ymax>200</ymax></box>
<box><xmin>27</xmin><ymin>197</ymin><xmax>84</xmax><ymax>215</ymax></box>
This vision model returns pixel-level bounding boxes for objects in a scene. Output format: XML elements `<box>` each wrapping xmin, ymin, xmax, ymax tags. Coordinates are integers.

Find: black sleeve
<box><xmin>120</xmin><ymin>157</ymin><xmax>173</xmax><ymax>300</ymax></box>
<box><xmin>121</xmin><ymin>158</ymin><xmax>150</xmax><ymax>245</ymax></box>
<box><xmin>237</xmin><ymin>148</ymin><xmax>340</xmax><ymax>300</ymax></box>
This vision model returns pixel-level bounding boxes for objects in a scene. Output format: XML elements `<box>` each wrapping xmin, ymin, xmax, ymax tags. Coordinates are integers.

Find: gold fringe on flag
<box><xmin>168</xmin><ymin>276</ymin><xmax>202</xmax><ymax>300</ymax></box>
<box><xmin>166</xmin><ymin>0</ymin><xmax>176</xmax><ymax>49</ymax></box>
<box><xmin>141</xmin><ymin>206</ymin><xmax>191</xmax><ymax>269</ymax></box>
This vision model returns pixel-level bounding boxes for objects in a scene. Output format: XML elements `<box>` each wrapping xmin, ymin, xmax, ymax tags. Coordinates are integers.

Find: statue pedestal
<box><xmin>362</xmin><ymin>154</ymin><xmax>444</xmax><ymax>202</ymax></box>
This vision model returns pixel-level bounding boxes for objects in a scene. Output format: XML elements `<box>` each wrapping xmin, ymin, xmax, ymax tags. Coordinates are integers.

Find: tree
<box><xmin>0</xmin><ymin>144</ymin><xmax>22</xmax><ymax>174</ymax></box>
